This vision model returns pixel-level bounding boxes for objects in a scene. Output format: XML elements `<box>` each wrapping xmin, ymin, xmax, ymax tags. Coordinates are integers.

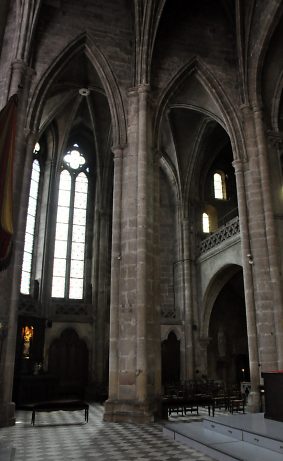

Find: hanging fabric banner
<box><xmin>0</xmin><ymin>94</ymin><xmax>18</xmax><ymax>270</ymax></box>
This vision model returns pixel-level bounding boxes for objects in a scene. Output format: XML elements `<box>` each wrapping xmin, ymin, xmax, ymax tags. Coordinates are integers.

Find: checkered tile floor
<box><xmin>0</xmin><ymin>403</ymin><xmax>216</xmax><ymax>460</ymax></box>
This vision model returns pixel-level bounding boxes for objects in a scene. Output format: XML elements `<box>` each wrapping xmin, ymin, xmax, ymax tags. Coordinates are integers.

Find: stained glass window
<box><xmin>51</xmin><ymin>146</ymin><xmax>88</xmax><ymax>299</ymax></box>
<box><xmin>20</xmin><ymin>158</ymin><xmax>40</xmax><ymax>294</ymax></box>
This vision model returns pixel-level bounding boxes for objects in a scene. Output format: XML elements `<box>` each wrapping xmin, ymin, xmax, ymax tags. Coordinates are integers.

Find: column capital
<box><xmin>127</xmin><ymin>84</ymin><xmax>151</xmax><ymax>97</ymax></box>
<box><xmin>137</xmin><ymin>83</ymin><xmax>151</xmax><ymax>94</ymax></box>
<box><xmin>251</xmin><ymin>104</ymin><xmax>264</xmax><ymax>114</ymax></box>
<box><xmin>24</xmin><ymin>128</ymin><xmax>38</xmax><ymax>143</ymax></box>
<box><xmin>232</xmin><ymin>159</ymin><xmax>244</xmax><ymax>173</ymax></box>
<box><xmin>239</xmin><ymin>103</ymin><xmax>252</xmax><ymax>113</ymax></box>
<box><xmin>267</xmin><ymin>130</ymin><xmax>283</xmax><ymax>147</ymax></box>
<box><xmin>11</xmin><ymin>60</ymin><xmax>35</xmax><ymax>82</ymax></box>
<box><xmin>111</xmin><ymin>145</ymin><xmax>124</xmax><ymax>159</ymax></box>
<box><xmin>11</xmin><ymin>59</ymin><xmax>27</xmax><ymax>72</ymax></box>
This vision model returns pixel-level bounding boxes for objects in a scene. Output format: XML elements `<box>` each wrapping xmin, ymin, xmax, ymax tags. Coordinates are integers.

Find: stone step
<box><xmin>0</xmin><ymin>446</ymin><xmax>15</xmax><ymax>461</ymax></box>
<box><xmin>203</xmin><ymin>415</ymin><xmax>283</xmax><ymax>455</ymax></box>
<box><xmin>163</xmin><ymin>421</ymin><xmax>283</xmax><ymax>461</ymax></box>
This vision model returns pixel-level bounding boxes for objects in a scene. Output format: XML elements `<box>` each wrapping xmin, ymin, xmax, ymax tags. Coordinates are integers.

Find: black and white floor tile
<box><xmin>0</xmin><ymin>403</ymin><xmax>216</xmax><ymax>461</ymax></box>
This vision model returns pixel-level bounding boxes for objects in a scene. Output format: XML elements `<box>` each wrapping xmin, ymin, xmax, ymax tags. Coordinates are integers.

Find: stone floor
<box><xmin>0</xmin><ymin>403</ymin><xmax>216</xmax><ymax>460</ymax></box>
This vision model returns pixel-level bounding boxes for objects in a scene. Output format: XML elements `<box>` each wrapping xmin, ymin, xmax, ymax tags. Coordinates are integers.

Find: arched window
<box><xmin>214</xmin><ymin>171</ymin><xmax>227</xmax><ymax>200</ymax></box>
<box><xmin>51</xmin><ymin>145</ymin><xmax>88</xmax><ymax>299</ymax></box>
<box><xmin>202</xmin><ymin>212</ymin><xmax>210</xmax><ymax>233</ymax></box>
<box><xmin>20</xmin><ymin>144</ymin><xmax>41</xmax><ymax>294</ymax></box>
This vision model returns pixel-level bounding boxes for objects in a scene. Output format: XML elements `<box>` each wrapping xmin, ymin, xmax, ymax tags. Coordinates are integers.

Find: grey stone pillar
<box><xmin>92</xmin><ymin>209</ymin><xmax>111</xmax><ymax>396</ymax></box>
<box><xmin>253</xmin><ymin>107</ymin><xmax>283</xmax><ymax>369</ymax></box>
<box><xmin>107</xmin><ymin>147</ymin><xmax>123</xmax><ymax>401</ymax></box>
<box><xmin>104</xmin><ymin>86</ymin><xmax>160</xmax><ymax>423</ymax></box>
<box><xmin>153</xmin><ymin>151</ymin><xmax>161</xmax><ymax>398</ymax></box>
<box><xmin>240</xmin><ymin>105</ymin><xmax>278</xmax><ymax>373</ymax></box>
<box><xmin>182</xmin><ymin>218</ymin><xmax>194</xmax><ymax>380</ymax></box>
<box><xmin>233</xmin><ymin>158</ymin><xmax>261</xmax><ymax>412</ymax></box>
<box><xmin>136</xmin><ymin>84</ymin><xmax>149</xmax><ymax>402</ymax></box>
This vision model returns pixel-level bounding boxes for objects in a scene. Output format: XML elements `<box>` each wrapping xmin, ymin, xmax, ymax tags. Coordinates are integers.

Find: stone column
<box><xmin>92</xmin><ymin>209</ymin><xmax>111</xmax><ymax>396</ymax></box>
<box><xmin>104</xmin><ymin>87</ymin><xmax>140</xmax><ymax>421</ymax></box>
<box><xmin>153</xmin><ymin>150</ymin><xmax>161</xmax><ymax>399</ymax></box>
<box><xmin>233</xmin><ymin>158</ymin><xmax>260</xmax><ymax>411</ymax></box>
<box><xmin>104</xmin><ymin>85</ymin><xmax>160</xmax><ymax>422</ymax></box>
<box><xmin>37</xmin><ymin>154</ymin><xmax>56</xmax><ymax>310</ymax></box>
<box><xmin>253</xmin><ymin>107</ymin><xmax>283</xmax><ymax>369</ymax></box>
<box><xmin>182</xmin><ymin>218</ymin><xmax>194</xmax><ymax>380</ymax></box>
<box><xmin>0</xmin><ymin>62</ymin><xmax>35</xmax><ymax>426</ymax></box>
<box><xmin>107</xmin><ymin>147</ymin><xmax>123</xmax><ymax>401</ymax></box>
<box><xmin>240</xmin><ymin>105</ymin><xmax>278</xmax><ymax>373</ymax></box>
<box><xmin>136</xmin><ymin>84</ymin><xmax>149</xmax><ymax>402</ymax></box>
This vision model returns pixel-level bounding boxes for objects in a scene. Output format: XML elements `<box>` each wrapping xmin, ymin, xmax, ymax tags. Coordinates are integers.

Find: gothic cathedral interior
<box><xmin>0</xmin><ymin>0</ymin><xmax>283</xmax><ymax>427</ymax></box>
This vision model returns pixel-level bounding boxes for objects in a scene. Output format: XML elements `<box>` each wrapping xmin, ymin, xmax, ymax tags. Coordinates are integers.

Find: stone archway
<box><xmin>206</xmin><ymin>269</ymin><xmax>249</xmax><ymax>390</ymax></box>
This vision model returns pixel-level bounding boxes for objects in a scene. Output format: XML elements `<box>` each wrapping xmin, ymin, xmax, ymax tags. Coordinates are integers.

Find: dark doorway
<box><xmin>161</xmin><ymin>331</ymin><xmax>180</xmax><ymax>387</ymax></box>
<box><xmin>207</xmin><ymin>269</ymin><xmax>249</xmax><ymax>389</ymax></box>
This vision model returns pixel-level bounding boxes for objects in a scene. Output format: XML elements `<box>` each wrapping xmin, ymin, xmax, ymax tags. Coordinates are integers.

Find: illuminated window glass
<box><xmin>214</xmin><ymin>172</ymin><xmax>226</xmax><ymax>199</ymax></box>
<box><xmin>20</xmin><ymin>158</ymin><xmax>40</xmax><ymax>294</ymax></box>
<box><xmin>51</xmin><ymin>145</ymin><xmax>88</xmax><ymax>299</ymax></box>
<box><xmin>202</xmin><ymin>212</ymin><xmax>210</xmax><ymax>233</ymax></box>
<box><xmin>51</xmin><ymin>170</ymin><xmax>71</xmax><ymax>298</ymax></box>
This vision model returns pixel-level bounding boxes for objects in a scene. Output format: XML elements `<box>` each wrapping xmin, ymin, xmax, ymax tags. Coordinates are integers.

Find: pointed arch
<box><xmin>249</xmin><ymin>3</ymin><xmax>283</xmax><ymax>106</ymax></box>
<box><xmin>159</xmin><ymin>155</ymin><xmax>181</xmax><ymax>204</ymax></box>
<box><xmin>201</xmin><ymin>264</ymin><xmax>242</xmax><ymax>339</ymax></box>
<box><xmin>183</xmin><ymin>116</ymin><xmax>215</xmax><ymax>208</ymax></box>
<box><xmin>161</xmin><ymin>326</ymin><xmax>182</xmax><ymax>342</ymax></box>
<box><xmin>154</xmin><ymin>56</ymin><xmax>246</xmax><ymax>163</ymax></box>
<box><xmin>27</xmin><ymin>33</ymin><xmax>127</xmax><ymax>148</ymax></box>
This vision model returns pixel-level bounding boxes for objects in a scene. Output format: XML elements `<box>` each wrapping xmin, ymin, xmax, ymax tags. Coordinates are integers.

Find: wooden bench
<box><xmin>31</xmin><ymin>399</ymin><xmax>89</xmax><ymax>425</ymax></box>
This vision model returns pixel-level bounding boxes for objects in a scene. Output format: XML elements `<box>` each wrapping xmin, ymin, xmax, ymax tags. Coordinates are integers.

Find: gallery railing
<box><xmin>200</xmin><ymin>216</ymin><xmax>240</xmax><ymax>254</ymax></box>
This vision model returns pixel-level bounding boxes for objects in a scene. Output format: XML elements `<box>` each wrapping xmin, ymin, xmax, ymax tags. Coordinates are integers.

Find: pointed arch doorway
<box><xmin>161</xmin><ymin>331</ymin><xmax>181</xmax><ymax>389</ymax></box>
<box><xmin>207</xmin><ymin>269</ymin><xmax>250</xmax><ymax>389</ymax></box>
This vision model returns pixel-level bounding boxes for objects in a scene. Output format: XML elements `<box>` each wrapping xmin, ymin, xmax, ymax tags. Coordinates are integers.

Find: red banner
<box><xmin>0</xmin><ymin>94</ymin><xmax>18</xmax><ymax>270</ymax></box>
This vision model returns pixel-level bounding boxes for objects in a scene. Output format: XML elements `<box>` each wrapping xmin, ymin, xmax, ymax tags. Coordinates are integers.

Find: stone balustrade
<box><xmin>200</xmin><ymin>216</ymin><xmax>240</xmax><ymax>254</ymax></box>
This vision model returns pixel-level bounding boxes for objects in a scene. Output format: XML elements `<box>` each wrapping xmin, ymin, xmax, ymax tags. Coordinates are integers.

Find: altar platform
<box><xmin>163</xmin><ymin>413</ymin><xmax>283</xmax><ymax>461</ymax></box>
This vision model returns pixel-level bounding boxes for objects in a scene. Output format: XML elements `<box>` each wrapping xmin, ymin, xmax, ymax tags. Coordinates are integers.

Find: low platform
<box><xmin>163</xmin><ymin>413</ymin><xmax>283</xmax><ymax>461</ymax></box>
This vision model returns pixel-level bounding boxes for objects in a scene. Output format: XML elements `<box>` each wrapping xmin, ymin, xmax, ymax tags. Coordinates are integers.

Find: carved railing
<box><xmin>200</xmin><ymin>216</ymin><xmax>240</xmax><ymax>254</ymax></box>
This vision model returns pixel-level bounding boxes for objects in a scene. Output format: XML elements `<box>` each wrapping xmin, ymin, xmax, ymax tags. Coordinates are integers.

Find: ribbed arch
<box><xmin>154</xmin><ymin>56</ymin><xmax>246</xmax><ymax>163</ymax></box>
<box><xmin>27</xmin><ymin>33</ymin><xmax>127</xmax><ymax>148</ymax></box>
<box><xmin>248</xmin><ymin>3</ymin><xmax>283</xmax><ymax>106</ymax></box>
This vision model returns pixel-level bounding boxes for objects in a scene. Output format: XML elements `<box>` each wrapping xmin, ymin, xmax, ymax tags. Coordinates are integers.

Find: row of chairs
<box><xmin>162</xmin><ymin>380</ymin><xmax>245</xmax><ymax>417</ymax></box>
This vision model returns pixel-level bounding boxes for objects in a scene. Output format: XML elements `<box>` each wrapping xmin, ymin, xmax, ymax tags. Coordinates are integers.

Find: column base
<box><xmin>103</xmin><ymin>399</ymin><xmax>160</xmax><ymax>423</ymax></box>
<box><xmin>246</xmin><ymin>391</ymin><xmax>261</xmax><ymax>413</ymax></box>
<box><xmin>0</xmin><ymin>402</ymin><xmax>16</xmax><ymax>427</ymax></box>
